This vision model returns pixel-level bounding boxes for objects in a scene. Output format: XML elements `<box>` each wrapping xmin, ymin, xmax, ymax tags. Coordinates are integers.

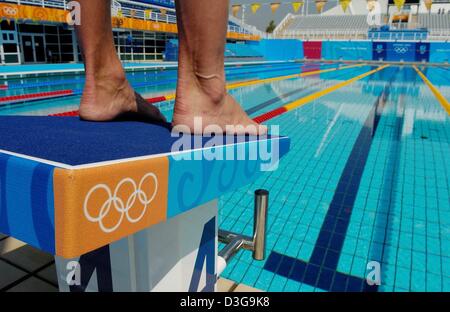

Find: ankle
<box><xmin>84</xmin><ymin>53</ymin><xmax>126</xmax><ymax>84</ymax></box>
<box><xmin>178</xmin><ymin>70</ymin><xmax>227</xmax><ymax>105</ymax></box>
<box><xmin>198</xmin><ymin>77</ymin><xmax>226</xmax><ymax>104</ymax></box>
<box><xmin>85</xmin><ymin>67</ymin><xmax>127</xmax><ymax>91</ymax></box>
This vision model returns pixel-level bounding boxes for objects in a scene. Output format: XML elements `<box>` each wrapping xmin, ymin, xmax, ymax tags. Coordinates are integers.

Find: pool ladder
<box><xmin>217</xmin><ymin>190</ymin><xmax>268</xmax><ymax>276</ymax></box>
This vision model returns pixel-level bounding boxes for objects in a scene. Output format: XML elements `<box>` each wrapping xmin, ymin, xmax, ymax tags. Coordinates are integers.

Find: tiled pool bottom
<box><xmin>219</xmin><ymin>67</ymin><xmax>450</xmax><ymax>292</ymax></box>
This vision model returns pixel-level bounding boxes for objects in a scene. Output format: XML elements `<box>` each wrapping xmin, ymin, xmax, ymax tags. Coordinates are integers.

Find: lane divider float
<box><xmin>413</xmin><ymin>65</ymin><xmax>450</xmax><ymax>115</ymax></box>
<box><xmin>144</xmin><ymin>63</ymin><xmax>367</xmax><ymax>105</ymax></box>
<box><xmin>49</xmin><ymin>63</ymin><xmax>366</xmax><ymax>117</ymax></box>
<box><xmin>1</xmin><ymin>62</ymin><xmax>310</xmax><ymax>91</ymax></box>
<box><xmin>0</xmin><ymin>90</ymin><xmax>74</xmax><ymax>105</ymax></box>
<box><xmin>253</xmin><ymin>65</ymin><xmax>390</xmax><ymax>123</ymax></box>
<box><xmin>4</xmin><ymin>63</ymin><xmax>310</xmax><ymax>105</ymax></box>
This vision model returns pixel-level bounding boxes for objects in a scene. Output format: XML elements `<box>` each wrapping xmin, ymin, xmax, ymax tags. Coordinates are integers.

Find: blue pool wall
<box><xmin>321</xmin><ymin>41</ymin><xmax>373</xmax><ymax>61</ymax></box>
<box><xmin>250</xmin><ymin>39</ymin><xmax>304</xmax><ymax>61</ymax></box>
<box><xmin>429</xmin><ymin>42</ymin><xmax>450</xmax><ymax>63</ymax></box>
<box><xmin>165</xmin><ymin>38</ymin><xmax>450</xmax><ymax>64</ymax></box>
<box><xmin>253</xmin><ymin>40</ymin><xmax>449</xmax><ymax>63</ymax></box>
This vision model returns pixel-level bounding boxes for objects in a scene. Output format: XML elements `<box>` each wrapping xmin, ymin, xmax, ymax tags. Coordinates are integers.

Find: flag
<box><xmin>315</xmin><ymin>0</ymin><xmax>327</xmax><ymax>13</ymax></box>
<box><xmin>292</xmin><ymin>2</ymin><xmax>303</xmax><ymax>13</ymax></box>
<box><xmin>270</xmin><ymin>3</ymin><xmax>281</xmax><ymax>14</ymax></box>
<box><xmin>424</xmin><ymin>0</ymin><xmax>432</xmax><ymax>11</ymax></box>
<box><xmin>232</xmin><ymin>5</ymin><xmax>241</xmax><ymax>17</ymax></box>
<box><xmin>251</xmin><ymin>3</ymin><xmax>261</xmax><ymax>14</ymax></box>
<box><xmin>367</xmin><ymin>0</ymin><xmax>376</xmax><ymax>12</ymax></box>
<box><xmin>339</xmin><ymin>0</ymin><xmax>351</xmax><ymax>12</ymax></box>
<box><xmin>394</xmin><ymin>0</ymin><xmax>405</xmax><ymax>11</ymax></box>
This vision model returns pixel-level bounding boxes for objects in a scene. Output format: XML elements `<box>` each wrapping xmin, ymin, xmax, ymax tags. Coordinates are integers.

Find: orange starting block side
<box><xmin>54</xmin><ymin>157</ymin><xmax>169</xmax><ymax>258</ymax></box>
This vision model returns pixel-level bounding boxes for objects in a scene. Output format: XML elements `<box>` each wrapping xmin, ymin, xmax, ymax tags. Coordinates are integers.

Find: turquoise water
<box><xmin>1</xmin><ymin>62</ymin><xmax>449</xmax><ymax>292</ymax></box>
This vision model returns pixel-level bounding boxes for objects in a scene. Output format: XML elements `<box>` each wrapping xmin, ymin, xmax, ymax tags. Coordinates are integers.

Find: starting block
<box><xmin>0</xmin><ymin>116</ymin><xmax>289</xmax><ymax>292</ymax></box>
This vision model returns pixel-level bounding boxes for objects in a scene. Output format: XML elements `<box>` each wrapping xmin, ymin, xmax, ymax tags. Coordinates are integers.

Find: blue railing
<box><xmin>368</xmin><ymin>28</ymin><xmax>429</xmax><ymax>41</ymax></box>
<box><xmin>135</xmin><ymin>0</ymin><xmax>175</xmax><ymax>9</ymax></box>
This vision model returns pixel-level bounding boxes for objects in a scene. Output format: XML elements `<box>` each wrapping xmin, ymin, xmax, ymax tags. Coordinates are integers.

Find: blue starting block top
<box><xmin>0</xmin><ymin>116</ymin><xmax>289</xmax><ymax>258</ymax></box>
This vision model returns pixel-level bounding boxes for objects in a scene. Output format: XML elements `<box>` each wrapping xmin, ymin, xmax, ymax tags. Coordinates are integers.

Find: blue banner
<box><xmin>386</xmin><ymin>42</ymin><xmax>416</xmax><ymax>61</ymax></box>
<box><xmin>430</xmin><ymin>42</ymin><xmax>450</xmax><ymax>63</ymax></box>
<box><xmin>372</xmin><ymin>42</ymin><xmax>387</xmax><ymax>61</ymax></box>
<box><xmin>322</xmin><ymin>41</ymin><xmax>372</xmax><ymax>61</ymax></box>
<box><xmin>415</xmin><ymin>42</ymin><xmax>430</xmax><ymax>62</ymax></box>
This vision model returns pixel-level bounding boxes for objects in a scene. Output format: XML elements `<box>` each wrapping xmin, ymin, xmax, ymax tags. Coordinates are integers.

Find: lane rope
<box><xmin>253</xmin><ymin>65</ymin><xmax>390</xmax><ymax>123</ymax></box>
<box><xmin>413</xmin><ymin>65</ymin><xmax>450</xmax><ymax>115</ymax></box>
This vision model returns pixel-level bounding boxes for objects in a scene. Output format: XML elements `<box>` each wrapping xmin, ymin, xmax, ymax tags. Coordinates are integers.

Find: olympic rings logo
<box><xmin>3</xmin><ymin>7</ymin><xmax>18</xmax><ymax>16</ymax></box>
<box><xmin>114</xmin><ymin>18</ymin><xmax>124</xmax><ymax>27</ymax></box>
<box><xmin>83</xmin><ymin>173</ymin><xmax>158</xmax><ymax>233</ymax></box>
<box><xmin>394</xmin><ymin>47</ymin><xmax>408</xmax><ymax>54</ymax></box>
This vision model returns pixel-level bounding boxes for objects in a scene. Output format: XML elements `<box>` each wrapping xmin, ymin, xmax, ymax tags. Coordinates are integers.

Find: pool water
<box><xmin>1</xmin><ymin>61</ymin><xmax>449</xmax><ymax>292</ymax></box>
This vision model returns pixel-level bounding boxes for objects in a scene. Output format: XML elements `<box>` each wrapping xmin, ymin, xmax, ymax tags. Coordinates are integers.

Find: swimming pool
<box><xmin>1</xmin><ymin>61</ymin><xmax>449</xmax><ymax>292</ymax></box>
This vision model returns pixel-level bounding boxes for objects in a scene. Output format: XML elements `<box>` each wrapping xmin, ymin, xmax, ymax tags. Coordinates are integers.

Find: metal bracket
<box><xmin>217</xmin><ymin>190</ymin><xmax>268</xmax><ymax>275</ymax></box>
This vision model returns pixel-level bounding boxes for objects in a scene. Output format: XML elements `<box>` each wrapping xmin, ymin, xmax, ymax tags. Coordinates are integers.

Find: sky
<box><xmin>229</xmin><ymin>0</ymin><xmax>339</xmax><ymax>31</ymax></box>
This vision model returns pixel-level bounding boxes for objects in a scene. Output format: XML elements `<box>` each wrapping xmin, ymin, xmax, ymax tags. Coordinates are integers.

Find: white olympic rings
<box><xmin>3</xmin><ymin>7</ymin><xmax>18</xmax><ymax>16</ymax></box>
<box><xmin>83</xmin><ymin>173</ymin><xmax>158</xmax><ymax>233</ymax></box>
<box><xmin>394</xmin><ymin>47</ymin><xmax>408</xmax><ymax>54</ymax></box>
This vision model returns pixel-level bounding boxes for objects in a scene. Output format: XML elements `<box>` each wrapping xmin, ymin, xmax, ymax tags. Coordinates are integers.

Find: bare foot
<box><xmin>172</xmin><ymin>73</ymin><xmax>267</xmax><ymax>135</ymax></box>
<box><xmin>79</xmin><ymin>67</ymin><xmax>166</xmax><ymax>123</ymax></box>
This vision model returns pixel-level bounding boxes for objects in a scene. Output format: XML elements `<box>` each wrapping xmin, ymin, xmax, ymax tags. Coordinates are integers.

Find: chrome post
<box><xmin>253</xmin><ymin>190</ymin><xmax>268</xmax><ymax>261</ymax></box>
<box><xmin>218</xmin><ymin>189</ymin><xmax>270</xmax><ymax>270</ymax></box>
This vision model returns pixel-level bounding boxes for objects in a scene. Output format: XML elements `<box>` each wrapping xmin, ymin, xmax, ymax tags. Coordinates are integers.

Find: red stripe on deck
<box><xmin>253</xmin><ymin>107</ymin><xmax>288</xmax><ymax>124</ymax></box>
<box><xmin>0</xmin><ymin>85</ymin><xmax>8</xmax><ymax>90</ymax></box>
<box><xmin>0</xmin><ymin>90</ymin><xmax>73</xmax><ymax>103</ymax></box>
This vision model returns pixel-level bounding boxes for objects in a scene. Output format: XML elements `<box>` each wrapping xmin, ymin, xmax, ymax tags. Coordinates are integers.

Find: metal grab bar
<box><xmin>217</xmin><ymin>190</ymin><xmax>268</xmax><ymax>275</ymax></box>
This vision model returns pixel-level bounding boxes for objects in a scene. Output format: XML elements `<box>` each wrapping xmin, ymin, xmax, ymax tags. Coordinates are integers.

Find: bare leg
<box><xmin>172</xmin><ymin>0</ymin><xmax>266</xmax><ymax>135</ymax></box>
<box><xmin>76</xmin><ymin>0</ymin><xmax>165</xmax><ymax>122</ymax></box>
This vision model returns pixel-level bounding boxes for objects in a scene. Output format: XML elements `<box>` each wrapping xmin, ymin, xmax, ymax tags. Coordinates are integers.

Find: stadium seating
<box><xmin>278</xmin><ymin>15</ymin><xmax>369</xmax><ymax>39</ymax></box>
<box><xmin>288</xmin><ymin>15</ymin><xmax>368</xmax><ymax>30</ymax></box>
<box><xmin>417</xmin><ymin>13</ymin><xmax>450</xmax><ymax>40</ymax></box>
<box><xmin>418</xmin><ymin>14</ymin><xmax>450</xmax><ymax>31</ymax></box>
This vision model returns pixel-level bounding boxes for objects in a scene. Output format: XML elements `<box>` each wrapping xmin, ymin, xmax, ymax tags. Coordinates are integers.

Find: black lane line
<box><xmin>263</xmin><ymin>67</ymin><xmax>398</xmax><ymax>292</ymax></box>
<box><xmin>245</xmin><ymin>66</ymin><xmax>365</xmax><ymax>116</ymax></box>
